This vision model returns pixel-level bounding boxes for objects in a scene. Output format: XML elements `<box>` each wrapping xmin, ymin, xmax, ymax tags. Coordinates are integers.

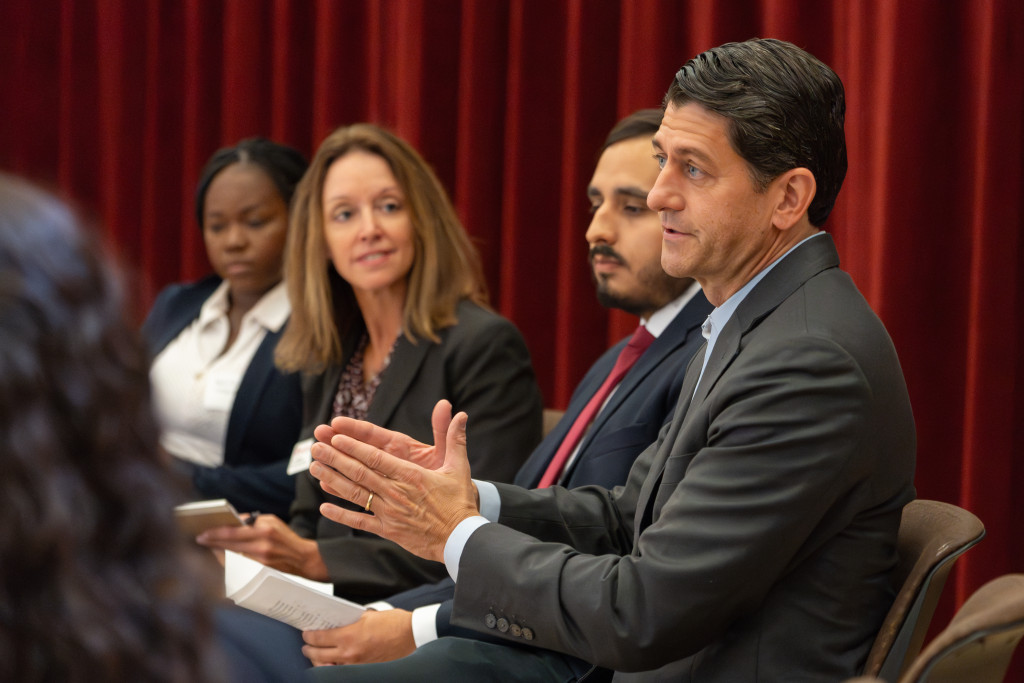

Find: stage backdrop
<box><xmin>2</xmin><ymin>0</ymin><xmax>1022</xmax><ymax>667</ymax></box>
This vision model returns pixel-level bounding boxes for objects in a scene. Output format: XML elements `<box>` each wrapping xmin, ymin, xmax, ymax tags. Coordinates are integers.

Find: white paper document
<box><xmin>224</xmin><ymin>550</ymin><xmax>366</xmax><ymax>631</ymax></box>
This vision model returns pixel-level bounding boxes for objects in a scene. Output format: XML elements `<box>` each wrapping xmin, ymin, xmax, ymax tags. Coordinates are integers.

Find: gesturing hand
<box><xmin>313</xmin><ymin>399</ymin><xmax>453</xmax><ymax>472</ymax></box>
<box><xmin>308</xmin><ymin>400</ymin><xmax>480</xmax><ymax>563</ymax></box>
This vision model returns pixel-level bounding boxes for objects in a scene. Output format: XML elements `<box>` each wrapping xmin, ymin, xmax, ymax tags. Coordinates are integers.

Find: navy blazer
<box><xmin>387</xmin><ymin>290</ymin><xmax>713</xmax><ymax>656</ymax></box>
<box><xmin>142</xmin><ymin>275</ymin><xmax>303</xmax><ymax>519</ymax></box>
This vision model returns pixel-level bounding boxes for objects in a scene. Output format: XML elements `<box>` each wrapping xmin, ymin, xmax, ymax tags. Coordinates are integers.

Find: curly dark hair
<box><xmin>0</xmin><ymin>173</ymin><xmax>224</xmax><ymax>682</ymax></box>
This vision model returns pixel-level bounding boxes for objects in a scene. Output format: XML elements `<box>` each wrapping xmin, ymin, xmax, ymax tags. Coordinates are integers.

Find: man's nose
<box><xmin>585</xmin><ymin>204</ymin><xmax>616</xmax><ymax>246</ymax></box>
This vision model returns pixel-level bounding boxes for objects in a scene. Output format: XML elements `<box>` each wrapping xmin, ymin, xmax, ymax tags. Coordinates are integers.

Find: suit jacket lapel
<box><xmin>632</xmin><ymin>234</ymin><xmax>842</xmax><ymax>536</ymax></box>
<box><xmin>631</xmin><ymin>346</ymin><xmax>704</xmax><ymax>540</ymax></box>
<box><xmin>367</xmin><ymin>334</ymin><xmax>431</xmax><ymax>426</ymax></box>
<box><xmin>224</xmin><ymin>327</ymin><xmax>281</xmax><ymax>464</ymax></box>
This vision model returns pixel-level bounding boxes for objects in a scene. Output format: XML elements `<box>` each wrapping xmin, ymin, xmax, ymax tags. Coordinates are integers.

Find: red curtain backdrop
<box><xmin>2</xmin><ymin>0</ymin><xmax>1022</xmax><ymax>668</ymax></box>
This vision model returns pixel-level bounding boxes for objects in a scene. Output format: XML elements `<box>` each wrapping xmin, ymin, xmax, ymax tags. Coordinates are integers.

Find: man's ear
<box><xmin>772</xmin><ymin>167</ymin><xmax>816</xmax><ymax>231</ymax></box>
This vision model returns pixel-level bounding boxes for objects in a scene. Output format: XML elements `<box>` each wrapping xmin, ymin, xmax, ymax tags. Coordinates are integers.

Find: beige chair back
<box><xmin>899</xmin><ymin>573</ymin><xmax>1024</xmax><ymax>682</ymax></box>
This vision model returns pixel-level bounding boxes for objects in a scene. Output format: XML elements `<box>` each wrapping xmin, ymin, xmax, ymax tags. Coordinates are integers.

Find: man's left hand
<box><xmin>309</xmin><ymin>400</ymin><xmax>479</xmax><ymax>563</ymax></box>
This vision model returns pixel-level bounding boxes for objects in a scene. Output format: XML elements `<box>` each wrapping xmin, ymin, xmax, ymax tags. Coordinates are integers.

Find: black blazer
<box><xmin>387</xmin><ymin>291</ymin><xmax>712</xmax><ymax>664</ymax></box>
<box><xmin>142</xmin><ymin>275</ymin><xmax>303</xmax><ymax>519</ymax></box>
<box><xmin>289</xmin><ymin>299</ymin><xmax>544</xmax><ymax>602</ymax></box>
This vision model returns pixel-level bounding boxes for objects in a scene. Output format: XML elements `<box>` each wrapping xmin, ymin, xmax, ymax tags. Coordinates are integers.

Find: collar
<box><xmin>707</xmin><ymin>231</ymin><xmax>825</xmax><ymax>337</ymax></box>
<box><xmin>197</xmin><ymin>279</ymin><xmax>290</xmax><ymax>333</ymax></box>
<box><xmin>642</xmin><ymin>280</ymin><xmax>703</xmax><ymax>339</ymax></box>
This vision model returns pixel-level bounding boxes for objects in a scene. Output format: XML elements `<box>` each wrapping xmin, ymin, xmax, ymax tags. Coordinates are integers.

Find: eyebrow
<box><xmin>587</xmin><ymin>186</ymin><xmax>650</xmax><ymax>201</ymax></box>
<box><xmin>651</xmin><ymin>137</ymin><xmax>714</xmax><ymax>166</ymax></box>
<box><xmin>323</xmin><ymin>186</ymin><xmax>403</xmax><ymax>205</ymax></box>
<box><xmin>205</xmin><ymin>201</ymin><xmax>269</xmax><ymax>217</ymax></box>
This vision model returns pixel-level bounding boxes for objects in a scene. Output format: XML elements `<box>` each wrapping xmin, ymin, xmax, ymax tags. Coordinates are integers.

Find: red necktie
<box><xmin>537</xmin><ymin>325</ymin><xmax>656</xmax><ymax>488</ymax></box>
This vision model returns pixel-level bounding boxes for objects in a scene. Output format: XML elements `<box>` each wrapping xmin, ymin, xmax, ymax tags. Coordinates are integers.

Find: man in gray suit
<box><xmin>308</xmin><ymin>38</ymin><xmax>916</xmax><ymax>681</ymax></box>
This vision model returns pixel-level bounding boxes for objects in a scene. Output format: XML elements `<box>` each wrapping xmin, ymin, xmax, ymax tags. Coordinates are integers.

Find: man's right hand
<box><xmin>196</xmin><ymin>513</ymin><xmax>330</xmax><ymax>582</ymax></box>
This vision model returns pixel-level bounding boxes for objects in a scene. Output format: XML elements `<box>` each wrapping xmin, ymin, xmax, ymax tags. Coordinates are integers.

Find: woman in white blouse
<box><xmin>142</xmin><ymin>138</ymin><xmax>308</xmax><ymax>519</ymax></box>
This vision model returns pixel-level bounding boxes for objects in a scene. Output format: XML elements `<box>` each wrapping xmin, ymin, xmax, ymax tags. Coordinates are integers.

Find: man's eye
<box><xmin>654</xmin><ymin>155</ymin><xmax>666</xmax><ymax>169</ymax></box>
<box><xmin>687</xmin><ymin>164</ymin><xmax>702</xmax><ymax>179</ymax></box>
<box><xmin>624</xmin><ymin>204</ymin><xmax>645</xmax><ymax>215</ymax></box>
<box><xmin>588</xmin><ymin>202</ymin><xmax>601</xmax><ymax>215</ymax></box>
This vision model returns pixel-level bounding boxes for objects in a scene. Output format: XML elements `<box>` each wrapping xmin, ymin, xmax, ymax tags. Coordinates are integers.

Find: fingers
<box><xmin>309</xmin><ymin>439</ymin><xmax>395</xmax><ymax>521</ymax></box>
<box><xmin>325</xmin><ymin>414</ymin><xmax>399</xmax><ymax>450</ymax></box>
<box><xmin>302</xmin><ymin>627</ymin><xmax>344</xmax><ymax>647</ymax></box>
<box><xmin>430</xmin><ymin>400</ymin><xmax>453</xmax><ymax>459</ymax></box>
<box><xmin>444</xmin><ymin>411</ymin><xmax>471</xmax><ymax>472</ymax></box>
<box><xmin>319</xmin><ymin>501</ymin><xmax>382</xmax><ymax>536</ymax></box>
<box><xmin>315</xmin><ymin>431</ymin><xmax>414</xmax><ymax>488</ymax></box>
<box><xmin>312</xmin><ymin>422</ymin><xmax>337</xmax><ymax>444</ymax></box>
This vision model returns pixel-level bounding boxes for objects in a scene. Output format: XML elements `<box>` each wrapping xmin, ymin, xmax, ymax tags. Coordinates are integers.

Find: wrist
<box><xmin>303</xmin><ymin>542</ymin><xmax>330</xmax><ymax>582</ymax></box>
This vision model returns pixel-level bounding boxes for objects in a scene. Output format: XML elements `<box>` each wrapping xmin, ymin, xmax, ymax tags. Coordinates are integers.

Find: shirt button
<box><xmin>496</xmin><ymin>617</ymin><xmax>510</xmax><ymax>633</ymax></box>
<box><xmin>522</xmin><ymin>627</ymin><xmax>535</xmax><ymax>641</ymax></box>
<box><xmin>510</xmin><ymin>623</ymin><xmax>522</xmax><ymax>637</ymax></box>
<box><xmin>484</xmin><ymin>613</ymin><xmax>497</xmax><ymax>629</ymax></box>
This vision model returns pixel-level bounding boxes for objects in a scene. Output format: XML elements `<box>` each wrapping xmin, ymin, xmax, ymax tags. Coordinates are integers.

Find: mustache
<box><xmin>589</xmin><ymin>244</ymin><xmax>627</xmax><ymax>267</ymax></box>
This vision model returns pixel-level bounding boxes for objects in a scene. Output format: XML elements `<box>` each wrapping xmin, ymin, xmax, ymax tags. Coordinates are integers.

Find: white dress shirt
<box><xmin>150</xmin><ymin>280</ymin><xmax>289</xmax><ymax>467</ymax></box>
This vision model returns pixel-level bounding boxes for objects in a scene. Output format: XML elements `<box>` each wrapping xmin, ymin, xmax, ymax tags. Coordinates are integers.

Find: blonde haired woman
<box><xmin>200</xmin><ymin>124</ymin><xmax>543</xmax><ymax>602</ymax></box>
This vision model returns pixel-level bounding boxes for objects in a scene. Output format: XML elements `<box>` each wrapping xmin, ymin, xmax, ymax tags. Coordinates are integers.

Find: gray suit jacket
<box><xmin>290</xmin><ymin>300</ymin><xmax>544</xmax><ymax>602</ymax></box>
<box><xmin>450</xmin><ymin>235</ymin><xmax>916</xmax><ymax>681</ymax></box>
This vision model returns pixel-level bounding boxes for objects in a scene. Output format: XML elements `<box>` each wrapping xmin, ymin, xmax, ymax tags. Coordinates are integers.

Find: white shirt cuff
<box><xmin>444</xmin><ymin>515</ymin><xmax>490</xmax><ymax>581</ymax></box>
<box><xmin>410</xmin><ymin>604</ymin><xmax>441</xmax><ymax>647</ymax></box>
<box><xmin>363</xmin><ymin>600</ymin><xmax>393</xmax><ymax>611</ymax></box>
<box><xmin>475</xmin><ymin>479</ymin><xmax>501</xmax><ymax>521</ymax></box>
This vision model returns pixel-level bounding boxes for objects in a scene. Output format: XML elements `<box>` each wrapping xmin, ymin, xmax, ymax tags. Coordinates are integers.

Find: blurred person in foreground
<box><xmin>0</xmin><ymin>171</ymin><xmax>311</xmax><ymax>683</ymax></box>
<box><xmin>199</xmin><ymin>123</ymin><xmax>543</xmax><ymax>602</ymax></box>
<box><xmin>0</xmin><ymin>172</ymin><xmax>225</xmax><ymax>682</ymax></box>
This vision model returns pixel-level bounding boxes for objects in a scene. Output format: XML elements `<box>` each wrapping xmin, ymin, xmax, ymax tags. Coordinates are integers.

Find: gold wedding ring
<box><xmin>364</xmin><ymin>492</ymin><xmax>374</xmax><ymax>512</ymax></box>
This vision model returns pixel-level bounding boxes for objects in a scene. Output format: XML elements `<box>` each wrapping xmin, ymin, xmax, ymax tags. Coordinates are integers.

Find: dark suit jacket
<box><xmin>450</xmin><ymin>235</ymin><xmax>917</xmax><ymax>681</ymax></box>
<box><xmin>289</xmin><ymin>299</ymin><xmax>544</xmax><ymax>602</ymax></box>
<box><xmin>387</xmin><ymin>291</ymin><xmax>713</xmax><ymax>655</ymax></box>
<box><xmin>142</xmin><ymin>275</ymin><xmax>303</xmax><ymax>519</ymax></box>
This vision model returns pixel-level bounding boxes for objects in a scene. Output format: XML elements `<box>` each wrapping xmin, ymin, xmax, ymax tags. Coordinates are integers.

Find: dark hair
<box><xmin>194</xmin><ymin>137</ymin><xmax>308</xmax><ymax>228</ymax></box>
<box><xmin>0</xmin><ymin>173</ymin><xmax>222</xmax><ymax>682</ymax></box>
<box><xmin>602</xmin><ymin>108</ymin><xmax>663</xmax><ymax>152</ymax></box>
<box><xmin>664</xmin><ymin>38</ymin><xmax>847</xmax><ymax>227</ymax></box>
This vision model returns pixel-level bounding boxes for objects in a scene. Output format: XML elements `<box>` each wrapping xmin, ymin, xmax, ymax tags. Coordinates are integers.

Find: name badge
<box><xmin>287</xmin><ymin>438</ymin><xmax>314</xmax><ymax>475</ymax></box>
<box><xmin>202</xmin><ymin>370</ymin><xmax>241</xmax><ymax>411</ymax></box>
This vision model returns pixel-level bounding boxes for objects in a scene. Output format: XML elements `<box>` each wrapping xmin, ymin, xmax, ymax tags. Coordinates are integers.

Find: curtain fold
<box><xmin>1</xmin><ymin>0</ymin><xmax>1021</xmax><ymax>671</ymax></box>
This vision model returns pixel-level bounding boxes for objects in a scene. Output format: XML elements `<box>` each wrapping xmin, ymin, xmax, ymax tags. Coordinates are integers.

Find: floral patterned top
<box><xmin>331</xmin><ymin>333</ymin><xmax>395</xmax><ymax>420</ymax></box>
